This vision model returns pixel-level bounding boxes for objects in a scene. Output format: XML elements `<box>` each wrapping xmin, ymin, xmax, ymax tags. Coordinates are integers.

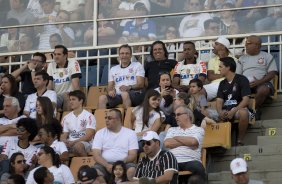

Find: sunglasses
<box><xmin>141</xmin><ymin>140</ymin><xmax>155</xmax><ymax>147</ymax></box>
<box><xmin>17</xmin><ymin>127</ymin><xmax>26</xmax><ymax>133</ymax></box>
<box><xmin>16</xmin><ymin>160</ymin><xmax>26</xmax><ymax>164</ymax></box>
<box><xmin>175</xmin><ymin>112</ymin><xmax>188</xmax><ymax>117</ymax></box>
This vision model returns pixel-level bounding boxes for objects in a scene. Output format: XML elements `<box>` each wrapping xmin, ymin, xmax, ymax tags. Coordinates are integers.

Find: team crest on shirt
<box><xmin>80</xmin><ymin>119</ymin><xmax>87</xmax><ymax>127</ymax></box>
<box><xmin>59</xmin><ymin>72</ymin><xmax>64</xmax><ymax>77</ymax></box>
<box><xmin>258</xmin><ymin>57</ymin><xmax>265</xmax><ymax>65</ymax></box>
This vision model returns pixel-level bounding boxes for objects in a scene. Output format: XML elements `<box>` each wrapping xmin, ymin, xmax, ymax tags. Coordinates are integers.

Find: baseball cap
<box><xmin>215</xmin><ymin>36</ymin><xmax>230</xmax><ymax>49</ymax></box>
<box><xmin>141</xmin><ymin>131</ymin><xmax>160</xmax><ymax>141</ymax></box>
<box><xmin>134</xmin><ymin>0</ymin><xmax>150</xmax><ymax>12</ymax></box>
<box><xmin>77</xmin><ymin>165</ymin><xmax>98</xmax><ymax>182</ymax></box>
<box><xmin>230</xmin><ymin>158</ymin><xmax>247</xmax><ymax>174</ymax></box>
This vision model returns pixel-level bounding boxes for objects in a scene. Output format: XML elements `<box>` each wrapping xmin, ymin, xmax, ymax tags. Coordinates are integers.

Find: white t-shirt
<box><xmin>165</xmin><ymin>125</ymin><xmax>204</xmax><ymax>163</ymax></box>
<box><xmin>92</xmin><ymin>127</ymin><xmax>138</xmax><ymax>163</ymax></box>
<box><xmin>133</xmin><ymin>106</ymin><xmax>165</xmax><ymax>133</ymax></box>
<box><xmin>26</xmin><ymin>165</ymin><xmax>75</xmax><ymax>184</ymax></box>
<box><xmin>47</xmin><ymin>59</ymin><xmax>81</xmax><ymax>94</ymax></box>
<box><xmin>56</xmin><ymin>0</ymin><xmax>85</xmax><ymax>11</ymax></box>
<box><xmin>108</xmin><ymin>62</ymin><xmax>145</xmax><ymax>94</ymax></box>
<box><xmin>62</xmin><ymin>110</ymin><xmax>96</xmax><ymax>141</ymax></box>
<box><xmin>118</xmin><ymin>1</ymin><xmax>134</xmax><ymax>26</ymax></box>
<box><xmin>36</xmin><ymin>140</ymin><xmax>68</xmax><ymax>156</ymax></box>
<box><xmin>27</xmin><ymin>0</ymin><xmax>43</xmax><ymax>18</ymax></box>
<box><xmin>0</xmin><ymin>115</ymin><xmax>26</xmax><ymax>146</ymax></box>
<box><xmin>24</xmin><ymin>90</ymin><xmax>57</xmax><ymax>119</ymax></box>
<box><xmin>1</xmin><ymin>137</ymin><xmax>37</xmax><ymax>165</ymax></box>
<box><xmin>174</xmin><ymin>60</ymin><xmax>207</xmax><ymax>85</ymax></box>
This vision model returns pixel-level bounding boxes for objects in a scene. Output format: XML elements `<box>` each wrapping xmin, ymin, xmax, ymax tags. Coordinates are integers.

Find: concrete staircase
<box><xmin>207</xmin><ymin>95</ymin><xmax>282</xmax><ymax>184</ymax></box>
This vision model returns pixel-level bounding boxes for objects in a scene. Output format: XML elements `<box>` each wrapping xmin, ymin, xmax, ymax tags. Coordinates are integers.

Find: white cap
<box><xmin>215</xmin><ymin>36</ymin><xmax>230</xmax><ymax>49</ymax></box>
<box><xmin>134</xmin><ymin>0</ymin><xmax>151</xmax><ymax>12</ymax></box>
<box><xmin>141</xmin><ymin>131</ymin><xmax>160</xmax><ymax>141</ymax></box>
<box><xmin>230</xmin><ymin>158</ymin><xmax>247</xmax><ymax>174</ymax></box>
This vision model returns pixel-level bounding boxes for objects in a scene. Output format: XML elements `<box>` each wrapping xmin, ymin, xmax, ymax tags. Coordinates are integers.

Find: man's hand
<box><xmin>28</xmin><ymin>60</ymin><xmax>37</xmax><ymax>71</ymax></box>
<box><xmin>106</xmin><ymin>164</ymin><xmax>113</xmax><ymax>173</ymax></box>
<box><xmin>119</xmin><ymin>85</ymin><xmax>130</xmax><ymax>92</ymax></box>
<box><xmin>108</xmin><ymin>90</ymin><xmax>116</xmax><ymax>97</ymax></box>
<box><xmin>250</xmin><ymin>77</ymin><xmax>261</xmax><ymax>88</ymax></box>
<box><xmin>226</xmin><ymin>108</ymin><xmax>237</xmax><ymax>120</ymax></box>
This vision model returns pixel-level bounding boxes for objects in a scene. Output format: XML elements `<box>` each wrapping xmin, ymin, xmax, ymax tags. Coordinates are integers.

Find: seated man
<box><xmin>47</xmin><ymin>45</ymin><xmax>81</xmax><ymax>111</ymax></box>
<box><xmin>164</xmin><ymin>105</ymin><xmax>206</xmax><ymax>181</ymax></box>
<box><xmin>238</xmin><ymin>35</ymin><xmax>278</xmax><ymax>118</ymax></box>
<box><xmin>24</xmin><ymin>71</ymin><xmax>57</xmax><ymax>119</ymax></box>
<box><xmin>92</xmin><ymin>109</ymin><xmax>138</xmax><ymax>181</ymax></box>
<box><xmin>0</xmin><ymin>97</ymin><xmax>25</xmax><ymax>150</ymax></box>
<box><xmin>216</xmin><ymin>57</ymin><xmax>251</xmax><ymax>145</ymax></box>
<box><xmin>61</xmin><ymin>90</ymin><xmax>96</xmax><ymax>156</ymax></box>
<box><xmin>173</xmin><ymin>41</ymin><xmax>207</xmax><ymax>92</ymax></box>
<box><xmin>98</xmin><ymin>44</ymin><xmax>145</xmax><ymax>109</ymax></box>
<box><xmin>134</xmin><ymin>131</ymin><xmax>178</xmax><ymax>184</ymax></box>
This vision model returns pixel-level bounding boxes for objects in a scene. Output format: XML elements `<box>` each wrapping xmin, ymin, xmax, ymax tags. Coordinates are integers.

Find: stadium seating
<box><xmin>85</xmin><ymin>86</ymin><xmax>107</xmax><ymax>110</ymax></box>
<box><xmin>70</xmin><ymin>156</ymin><xmax>96</xmax><ymax>181</ymax></box>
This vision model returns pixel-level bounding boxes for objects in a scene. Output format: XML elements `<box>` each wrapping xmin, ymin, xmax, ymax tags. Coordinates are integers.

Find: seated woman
<box><xmin>36</xmin><ymin>97</ymin><xmax>55</xmax><ymax>127</ymax></box>
<box><xmin>26</xmin><ymin>146</ymin><xmax>75</xmax><ymax>184</ymax></box>
<box><xmin>131</xmin><ymin>89</ymin><xmax>165</xmax><ymax>138</ymax></box>
<box><xmin>38</xmin><ymin>119</ymin><xmax>69</xmax><ymax>163</ymax></box>
<box><xmin>0</xmin><ymin>152</ymin><xmax>28</xmax><ymax>183</ymax></box>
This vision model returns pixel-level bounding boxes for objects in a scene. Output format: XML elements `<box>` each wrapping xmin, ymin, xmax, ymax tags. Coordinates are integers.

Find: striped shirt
<box><xmin>165</xmin><ymin>125</ymin><xmax>204</xmax><ymax>163</ymax></box>
<box><xmin>134</xmin><ymin>150</ymin><xmax>178</xmax><ymax>184</ymax></box>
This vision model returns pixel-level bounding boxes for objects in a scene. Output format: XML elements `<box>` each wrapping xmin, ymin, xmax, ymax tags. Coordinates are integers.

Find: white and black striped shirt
<box><xmin>134</xmin><ymin>150</ymin><xmax>178</xmax><ymax>184</ymax></box>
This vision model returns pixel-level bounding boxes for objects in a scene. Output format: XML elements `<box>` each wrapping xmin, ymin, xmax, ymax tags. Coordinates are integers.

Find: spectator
<box><xmin>69</xmin><ymin>11</ymin><xmax>87</xmax><ymax>46</ymax></box>
<box><xmin>173</xmin><ymin>41</ymin><xmax>207</xmax><ymax>92</ymax></box>
<box><xmin>216</xmin><ymin>57</ymin><xmax>251</xmax><ymax>145</ymax></box>
<box><xmin>12</xmin><ymin>52</ymin><xmax>47</xmax><ymax>96</ymax></box>
<box><xmin>218</xmin><ymin>3</ymin><xmax>236</xmax><ymax>34</ymax></box>
<box><xmin>0</xmin><ymin>18</ymin><xmax>24</xmax><ymax>52</ymax></box>
<box><xmin>37</xmin><ymin>10</ymin><xmax>74</xmax><ymax>50</ymax></box>
<box><xmin>0</xmin><ymin>97</ymin><xmax>25</xmax><ymax>149</ymax></box>
<box><xmin>204</xmin><ymin>36</ymin><xmax>237</xmax><ymax>101</ymax></box>
<box><xmin>237</xmin><ymin>35</ymin><xmax>278</xmax><ymax>119</ymax></box>
<box><xmin>133</xmin><ymin>131</ymin><xmax>178</xmax><ymax>184</ymax></box>
<box><xmin>47</xmin><ymin>45</ymin><xmax>81</xmax><ymax>111</ymax></box>
<box><xmin>26</xmin><ymin>146</ymin><xmax>75</xmax><ymax>184</ymax></box>
<box><xmin>33</xmin><ymin>166</ymin><xmax>54</xmax><ymax>184</ymax></box>
<box><xmin>55</xmin><ymin>0</ymin><xmax>85</xmax><ymax>14</ymax></box>
<box><xmin>164</xmin><ymin>25</ymin><xmax>183</xmax><ymax>60</ymax></box>
<box><xmin>49</xmin><ymin>33</ymin><xmax>62</xmax><ymax>49</ymax></box>
<box><xmin>0</xmin><ymin>152</ymin><xmax>28</xmax><ymax>183</ymax></box>
<box><xmin>204</xmin><ymin>0</ymin><xmax>235</xmax><ymax>10</ymax></box>
<box><xmin>61</xmin><ymin>90</ymin><xmax>96</xmax><ymax>156</ymax></box>
<box><xmin>122</xmin><ymin>0</ymin><xmax>157</xmax><ymax>42</ymax></box>
<box><xmin>19</xmin><ymin>34</ymin><xmax>34</xmax><ymax>51</ymax></box>
<box><xmin>0</xmin><ymin>0</ymin><xmax>10</xmax><ymax>27</ymax></box>
<box><xmin>0</xmin><ymin>74</ymin><xmax>25</xmax><ymax>115</ymax></box>
<box><xmin>7</xmin><ymin>0</ymin><xmax>36</xmax><ymax>25</ymax></box>
<box><xmin>145</xmin><ymin>40</ymin><xmax>178</xmax><ymax>89</ymax></box>
<box><xmin>130</xmin><ymin>89</ymin><xmax>165</xmax><ymax>137</ymax></box>
<box><xmin>38</xmin><ymin>120</ymin><xmax>69</xmax><ymax>163</ymax></box>
<box><xmin>92</xmin><ymin>109</ymin><xmax>138</xmax><ymax>181</ymax></box>
<box><xmin>24</xmin><ymin>71</ymin><xmax>57</xmax><ymax>119</ymax></box>
<box><xmin>150</xmin><ymin>0</ymin><xmax>171</xmax><ymax>14</ymax></box>
<box><xmin>97</xmin><ymin>11</ymin><xmax>116</xmax><ymax>45</ymax></box>
<box><xmin>0</xmin><ymin>118</ymin><xmax>38</xmax><ymax>170</ymax></box>
<box><xmin>155</xmin><ymin>73</ymin><xmax>179</xmax><ymax>117</ymax></box>
<box><xmin>98</xmin><ymin>44</ymin><xmax>145</xmax><ymax>109</ymax></box>
<box><xmin>179</xmin><ymin>0</ymin><xmax>211</xmax><ymax>38</ymax></box>
<box><xmin>109</xmin><ymin>161</ymin><xmax>129</xmax><ymax>183</ymax></box>
<box><xmin>230</xmin><ymin>158</ymin><xmax>263</xmax><ymax>184</ymax></box>
<box><xmin>164</xmin><ymin>105</ymin><xmax>206</xmax><ymax>181</ymax></box>
<box><xmin>27</xmin><ymin>0</ymin><xmax>43</xmax><ymax>18</ymax></box>
<box><xmin>6</xmin><ymin>174</ymin><xmax>25</xmax><ymax>184</ymax></box>
<box><xmin>35</xmin><ymin>96</ymin><xmax>54</xmax><ymax>127</ymax></box>
<box><xmin>77</xmin><ymin>165</ymin><xmax>106</xmax><ymax>184</ymax></box>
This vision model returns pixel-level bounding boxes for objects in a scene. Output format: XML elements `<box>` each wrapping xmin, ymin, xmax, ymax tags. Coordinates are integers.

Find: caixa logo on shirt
<box><xmin>54</xmin><ymin>77</ymin><xmax>70</xmax><ymax>84</ymax></box>
<box><xmin>115</xmin><ymin>75</ymin><xmax>135</xmax><ymax>82</ymax></box>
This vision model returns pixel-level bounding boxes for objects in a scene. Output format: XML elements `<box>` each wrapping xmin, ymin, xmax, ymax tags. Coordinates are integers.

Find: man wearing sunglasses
<box><xmin>133</xmin><ymin>131</ymin><xmax>178</xmax><ymax>184</ymax></box>
<box><xmin>164</xmin><ymin>105</ymin><xmax>206</xmax><ymax>181</ymax></box>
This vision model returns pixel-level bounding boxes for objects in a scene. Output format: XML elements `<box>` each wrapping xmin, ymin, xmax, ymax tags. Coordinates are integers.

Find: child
<box><xmin>33</xmin><ymin>167</ymin><xmax>54</xmax><ymax>184</ymax></box>
<box><xmin>189</xmin><ymin>78</ymin><xmax>217</xmax><ymax>128</ymax></box>
<box><xmin>109</xmin><ymin>161</ymin><xmax>128</xmax><ymax>184</ymax></box>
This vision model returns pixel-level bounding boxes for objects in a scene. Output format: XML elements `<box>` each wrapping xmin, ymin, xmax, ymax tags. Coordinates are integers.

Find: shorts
<box><xmin>107</xmin><ymin>91</ymin><xmax>144</xmax><ymax>108</ymax></box>
<box><xmin>69</xmin><ymin>141</ymin><xmax>91</xmax><ymax>153</ymax></box>
<box><xmin>251</xmin><ymin>81</ymin><xmax>274</xmax><ymax>96</ymax></box>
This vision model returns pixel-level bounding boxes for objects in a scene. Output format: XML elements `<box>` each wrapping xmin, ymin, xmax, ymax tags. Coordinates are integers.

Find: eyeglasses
<box><xmin>175</xmin><ymin>112</ymin><xmax>188</xmax><ymax>117</ymax></box>
<box><xmin>17</xmin><ymin>127</ymin><xmax>26</xmax><ymax>133</ymax></box>
<box><xmin>105</xmin><ymin>116</ymin><xmax>117</xmax><ymax>120</ymax></box>
<box><xmin>16</xmin><ymin>160</ymin><xmax>26</xmax><ymax>164</ymax></box>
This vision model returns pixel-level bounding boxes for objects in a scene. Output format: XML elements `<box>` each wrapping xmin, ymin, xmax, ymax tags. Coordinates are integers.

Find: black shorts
<box><xmin>251</xmin><ymin>81</ymin><xmax>274</xmax><ymax>96</ymax></box>
<box><xmin>106</xmin><ymin>91</ymin><xmax>144</xmax><ymax>108</ymax></box>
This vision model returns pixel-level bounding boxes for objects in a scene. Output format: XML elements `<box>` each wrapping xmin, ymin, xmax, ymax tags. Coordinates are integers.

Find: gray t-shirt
<box><xmin>238</xmin><ymin>51</ymin><xmax>277</xmax><ymax>82</ymax></box>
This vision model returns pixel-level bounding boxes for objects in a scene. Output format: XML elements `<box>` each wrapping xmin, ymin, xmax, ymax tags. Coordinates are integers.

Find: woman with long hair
<box><xmin>36</xmin><ymin>96</ymin><xmax>54</xmax><ymax>127</ymax></box>
<box><xmin>38</xmin><ymin>119</ymin><xmax>69</xmax><ymax>162</ymax></box>
<box><xmin>0</xmin><ymin>74</ymin><xmax>25</xmax><ymax>115</ymax></box>
<box><xmin>131</xmin><ymin>89</ymin><xmax>165</xmax><ymax>137</ymax></box>
<box><xmin>26</xmin><ymin>146</ymin><xmax>74</xmax><ymax>184</ymax></box>
<box><xmin>0</xmin><ymin>152</ymin><xmax>27</xmax><ymax>183</ymax></box>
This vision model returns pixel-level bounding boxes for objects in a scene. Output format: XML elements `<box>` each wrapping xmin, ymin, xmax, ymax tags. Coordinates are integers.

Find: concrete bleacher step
<box><xmin>257</xmin><ymin>119</ymin><xmax>282</xmax><ymax>128</ymax></box>
<box><xmin>208</xmin><ymin>170</ymin><xmax>282</xmax><ymax>184</ymax></box>
<box><xmin>264</xmin><ymin>128</ymin><xmax>282</xmax><ymax>136</ymax></box>
<box><xmin>257</xmin><ymin>136</ymin><xmax>282</xmax><ymax>146</ymax></box>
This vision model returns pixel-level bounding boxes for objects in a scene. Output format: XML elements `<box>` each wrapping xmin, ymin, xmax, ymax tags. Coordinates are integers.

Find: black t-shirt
<box><xmin>217</xmin><ymin>74</ymin><xmax>251</xmax><ymax>110</ymax></box>
<box><xmin>20</xmin><ymin>70</ymin><xmax>36</xmax><ymax>95</ymax></box>
<box><xmin>145</xmin><ymin>59</ymin><xmax>177</xmax><ymax>89</ymax></box>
